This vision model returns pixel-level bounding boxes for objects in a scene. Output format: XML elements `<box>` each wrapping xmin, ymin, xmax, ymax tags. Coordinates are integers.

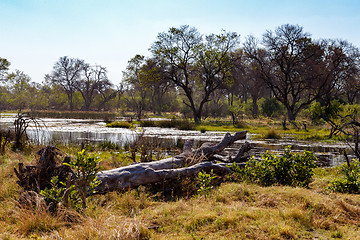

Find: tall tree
<box><xmin>245</xmin><ymin>25</ymin><xmax>328</xmax><ymax>121</ymax></box>
<box><xmin>47</xmin><ymin>56</ymin><xmax>85</xmax><ymax>111</ymax></box>
<box><xmin>151</xmin><ymin>25</ymin><xmax>239</xmax><ymax>123</ymax></box>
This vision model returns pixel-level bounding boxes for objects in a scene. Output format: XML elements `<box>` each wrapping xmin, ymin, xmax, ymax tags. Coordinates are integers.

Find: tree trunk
<box><xmin>252</xmin><ymin>98</ymin><xmax>259</xmax><ymax>117</ymax></box>
<box><xmin>287</xmin><ymin>109</ymin><xmax>297</xmax><ymax>121</ymax></box>
<box><xmin>96</xmin><ymin>131</ymin><xmax>249</xmax><ymax>193</ymax></box>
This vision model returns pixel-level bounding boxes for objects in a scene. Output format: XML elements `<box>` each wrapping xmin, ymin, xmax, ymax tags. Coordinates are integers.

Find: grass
<box><xmin>106</xmin><ymin>121</ymin><xmax>133</xmax><ymax>128</ymax></box>
<box><xmin>1</xmin><ymin>143</ymin><xmax>360</xmax><ymax>239</ymax></box>
<box><xmin>23</xmin><ymin>110</ymin><xmax>117</xmax><ymax>121</ymax></box>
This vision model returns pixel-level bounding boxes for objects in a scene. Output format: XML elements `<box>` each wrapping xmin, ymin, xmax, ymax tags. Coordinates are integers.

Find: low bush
<box><xmin>328</xmin><ymin>160</ymin><xmax>360</xmax><ymax>194</ymax></box>
<box><xmin>41</xmin><ymin>150</ymin><xmax>102</xmax><ymax>212</ymax></box>
<box><xmin>263</xmin><ymin>128</ymin><xmax>281</xmax><ymax>139</ymax></box>
<box><xmin>232</xmin><ymin>147</ymin><xmax>317</xmax><ymax>188</ymax></box>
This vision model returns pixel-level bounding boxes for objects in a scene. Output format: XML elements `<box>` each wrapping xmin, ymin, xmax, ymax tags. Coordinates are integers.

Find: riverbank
<box><xmin>0</xmin><ymin>146</ymin><xmax>359</xmax><ymax>239</ymax></box>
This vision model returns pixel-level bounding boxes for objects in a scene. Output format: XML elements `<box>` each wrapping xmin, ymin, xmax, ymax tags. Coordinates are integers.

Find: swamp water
<box><xmin>0</xmin><ymin>113</ymin><xmax>351</xmax><ymax>166</ymax></box>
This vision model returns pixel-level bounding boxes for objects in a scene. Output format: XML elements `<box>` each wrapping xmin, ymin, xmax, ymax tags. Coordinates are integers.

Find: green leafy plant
<box><xmin>233</xmin><ymin>147</ymin><xmax>317</xmax><ymax>188</ymax></box>
<box><xmin>328</xmin><ymin>160</ymin><xmax>360</xmax><ymax>194</ymax></box>
<box><xmin>197</xmin><ymin>170</ymin><xmax>216</xmax><ymax>195</ymax></box>
<box><xmin>41</xmin><ymin>150</ymin><xmax>102</xmax><ymax>212</ymax></box>
<box><xmin>40</xmin><ymin>176</ymin><xmax>65</xmax><ymax>212</ymax></box>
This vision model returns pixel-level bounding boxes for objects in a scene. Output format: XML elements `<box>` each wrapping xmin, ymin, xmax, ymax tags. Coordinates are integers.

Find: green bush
<box><xmin>260</xmin><ymin>97</ymin><xmax>284</xmax><ymax>117</ymax></box>
<box><xmin>197</xmin><ymin>170</ymin><xmax>216</xmax><ymax>195</ymax></box>
<box><xmin>232</xmin><ymin>147</ymin><xmax>317</xmax><ymax>188</ymax></box>
<box><xmin>328</xmin><ymin>160</ymin><xmax>360</xmax><ymax>194</ymax></box>
<box><xmin>41</xmin><ymin>150</ymin><xmax>102</xmax><ymax>212</ymax></box>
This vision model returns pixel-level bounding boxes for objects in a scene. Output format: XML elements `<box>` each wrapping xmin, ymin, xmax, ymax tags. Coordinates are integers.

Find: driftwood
<box><xmin>14</xmin><ymin>146</ymin><xmax>72</xmax><ymax>192</ymax></box>
<box><xmin>96</xmin><ymin>131</ymin><xmax>249</xmax><ymax>192</ymax></box>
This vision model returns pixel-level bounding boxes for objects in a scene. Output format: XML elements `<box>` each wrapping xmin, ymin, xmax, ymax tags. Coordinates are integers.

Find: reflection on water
<box><xmin>0</xmin><ymin>113</ymin><xmax>353</xmax><ymax>166</ymax></box>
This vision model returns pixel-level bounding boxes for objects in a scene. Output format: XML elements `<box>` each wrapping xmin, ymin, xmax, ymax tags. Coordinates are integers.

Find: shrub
<box><xmin>106</xmin><ymin>121</ymin><xmax>132</xmax><ymax>128</ymax></box>
<box><xmin>232</xmin><ymin>147</ymin><xmax>317</xmax><ymax>188</ymax></box>
<box><xmin>199</xmin><ymin>127</ymin><xmax>207</xmax><ymax>133</ymax></box>
<box><xmin>328</xmin><ymin>160</ymin><xmax>360</xmax><ymax>194</ymax></box>
<box><xmin>197</xmin><ymin>170</ymin><xmax>216</xmax><ymax>195</ymax></box>
<box><xmin>263</xmin><ymin>129</ymin><xmax>281</xmax><ymax>139</ymax></box>
<box><xmin>98</xmin><ymin>141</ymin><xmax>120</xmax><ymax>151</ymax></box>
<box><xmin>260</xmin><ymin>97</ymin><xmax>284</xmax><ymax>117</ymax></box>
<box><xmin>41</xmin><ymin>150</ymin><xmax>102</xmax><ymax>212</ymax></box>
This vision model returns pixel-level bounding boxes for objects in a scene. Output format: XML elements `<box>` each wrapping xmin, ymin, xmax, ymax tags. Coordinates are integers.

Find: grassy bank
<box><xmin>0</xmin><ymin>145</ymin><xmax>360</xmax><ymax>239</ymax></box>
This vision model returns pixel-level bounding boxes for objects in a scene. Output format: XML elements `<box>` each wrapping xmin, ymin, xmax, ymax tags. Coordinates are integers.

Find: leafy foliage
<box><xmin>328</xmin><ymin>160</ymin><xmax>360</xmax><ymax>194</ymax></box>
<box><xmin>197</xmin><ymin>170</ymin><xmax>216</xmax><ymax>195</ymax></box>
<box><xmin>41</xmin><ymin>150</ymin><xmax>102</xmax><ymax>212</ymax></box>
<box><xmin>232</xmin><ymin>147</ymin><xmax>317</xmax><ymax>187</ymax></box>
<box><xmin>260</xmin><ymin>97</ymin><xmax>284</xmax><ymax>117</ymax></box>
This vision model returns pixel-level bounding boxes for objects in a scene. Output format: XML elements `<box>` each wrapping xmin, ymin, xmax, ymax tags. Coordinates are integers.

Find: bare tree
<box><xmin>47</xmin><ymin>56</ymin><xmax>85</xmax><ymax>111</ymax></box>
<box><xmin>76</xmin><ymin>64</ymin><xmax>111</xmax><ymax>111</ymax></box>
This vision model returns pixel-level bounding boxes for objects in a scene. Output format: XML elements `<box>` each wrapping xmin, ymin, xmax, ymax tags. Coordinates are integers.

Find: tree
<box><xmin>229</xmin><ymin>49</ymin><xmax>267</xmax><ymax>118</ymax></box>
<box><xmin>47</xmin><ymin>56</ymin><xmax>85</xmax><ymax>111</ymax></box>
<box><xmin>331</xmin><ymin>40</ymin><xmax>360</xmax><ymax>104</ymax></box>
<box><xmin>5</xmin><ymin>70</ymin><xmax>32</xmax><ymax>111</ymax></box>
<box><xmin>76</xmin><ymin>64</ymin><xmax>111</xmax><ymax>111</ymax></box>
<box><xmin>123</xmin><ymin>55</ymin><xmax>148</xmax><ymax>119</ymax></box>
<box><xmin>139</xmin><ymin>58</ymin><xmax>175</xmax><ymax>115</ymax></box>
<box><xmin>244</xmin><ymin>25</ymin><xmax>326</xmax><ymax>121</ymax></box>
<box><xmin>0</xmin><ymin>57</ymin><xmax>10</xmax><ymax>80</ymax></box>
<box><xmin>0</xmin><ymin>58</ymin><xmax>11</xmax><ymax>110</ymax></box>
<box><xmin>151</xmin><ymin>25</ymin><xmax>239</xmax><ymax>123</ymax></box>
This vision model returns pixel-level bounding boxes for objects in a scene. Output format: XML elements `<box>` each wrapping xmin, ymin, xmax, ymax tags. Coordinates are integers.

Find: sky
<box><xmin>1</xmin><ymin>0</ymin><xmax>360</xmax><ymax>85</ymax></box>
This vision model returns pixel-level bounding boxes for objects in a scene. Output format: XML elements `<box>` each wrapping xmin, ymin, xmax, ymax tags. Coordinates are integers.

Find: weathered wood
<box><xmin>96</xmin><ymin>131</ymin><xmax>249</xmax><ymax>192</ymax></box>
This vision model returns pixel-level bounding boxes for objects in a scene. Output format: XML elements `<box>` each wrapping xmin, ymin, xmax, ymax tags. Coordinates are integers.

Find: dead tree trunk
<box><xmin>96</xmin><ymin>131</ymin><xmax>249</xmax><ymax>192</ymax></box>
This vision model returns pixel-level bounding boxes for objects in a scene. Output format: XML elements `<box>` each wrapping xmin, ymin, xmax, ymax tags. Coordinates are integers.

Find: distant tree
<box><xmin>230</xmin><ymin>49</ymin><xmax>267</xmax><ymax>118</ymax></box>
<box><xmin>47</xmin><ymin>56</ymin><xmax>85</xmax><ymax>111</ymax></box>
<box><xmin>139</xmin><ymin>58</ymin><xmax>174</xmax><ymax>115</ymax></box>
<box><xmin>0</xmin><ymin>57</ymin><xmax>10</xmax><ymax>80</ymax></box>
<box><xmin>96</xmin><ymin>85</ymin><xmax>118</xmax><ymax>111</ymax></box>
<box><xmin>5</xmin><ymin>70</ymin><xmax>32</xmax><ymax>111</ymax></box>
<box><xmin>76</xmin><ymin>64</ymin><xmax>111</xmax><ymax>111</ymax></box>
<box><xmin>0</xmin><ymin>58</ymin><xmax>10</xmax><ymax>110</ymax></box>
<box><xmin>331</xmin><ymin>40</ymin><xmax>360</xmax><ymax>104</ymax></box>
<box><xmin>123</xmin><ymin>55</ymin><xmax>148</xmax><ymax>119</ymax></box>
<box><xmin>151</xmin><ymin>25</ymin><xmax>239</xmax><ymax>123</ymax></box>
<box><xmin>245</xmin><ymin>25</ymin><xmax>333</xmax><ymax>121</ymax></box>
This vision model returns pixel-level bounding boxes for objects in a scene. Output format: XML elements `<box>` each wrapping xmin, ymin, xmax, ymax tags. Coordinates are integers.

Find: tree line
<box><xmin>1</xmin><ymin>24</ymin><xmax>359</xmax><ymax>123</ymax></box>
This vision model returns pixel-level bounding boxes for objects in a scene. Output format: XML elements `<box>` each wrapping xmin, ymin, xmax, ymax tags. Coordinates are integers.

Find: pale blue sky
<box><xmin>1</xmin><ymin>0</ymin><xmax>360</xmax><ymax>84</ymax></box>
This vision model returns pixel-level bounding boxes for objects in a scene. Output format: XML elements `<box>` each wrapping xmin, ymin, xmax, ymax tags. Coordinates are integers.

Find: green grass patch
<box><xmin>106</xmin><ymin>121</ymin><xmax>132</xmax><ymax>128</ymax></box>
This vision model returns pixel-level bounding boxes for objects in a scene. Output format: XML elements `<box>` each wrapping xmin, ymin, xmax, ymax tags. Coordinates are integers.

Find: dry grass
<box><xmin>2</xmin><ymin>148</ymin><xmax>360</xmax><ymax>239</ymax></box>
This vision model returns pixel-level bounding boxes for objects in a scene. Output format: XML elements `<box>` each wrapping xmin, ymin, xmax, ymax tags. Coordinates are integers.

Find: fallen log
<box><xmin>14</xmin><ymin>131</ymin><xmax>250</xmax><ymax>195</ymax></box>
<box><xmin>96</xmin><ymin>131</ymin><xmax>249</xmax><ymax>192</ymax></box>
